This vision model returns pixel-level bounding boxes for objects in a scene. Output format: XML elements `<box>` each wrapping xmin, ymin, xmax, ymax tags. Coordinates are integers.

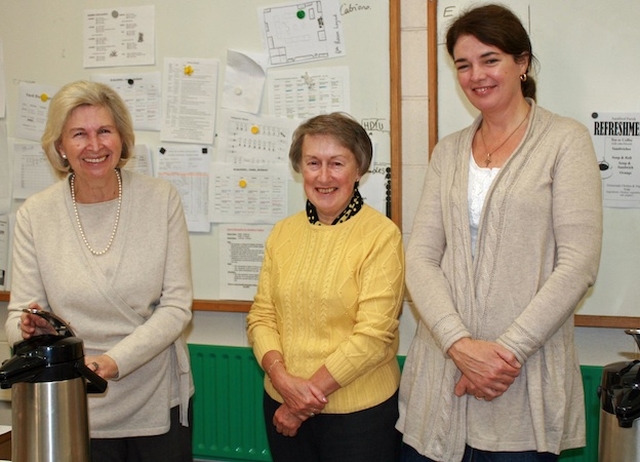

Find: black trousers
<box><xmin>264</xmin><ymin>390</ymin><xmax>402</xmax><ymax>462</ymax></box>
<box><xmin>90</xmin><ymin>401</ymin><xmax>193</xmax><ymax>462</ymax></box>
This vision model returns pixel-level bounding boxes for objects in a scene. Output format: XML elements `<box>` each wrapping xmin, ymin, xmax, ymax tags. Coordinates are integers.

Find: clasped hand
<box><xmin>448</xmin><ymin>338</ymin><xmax>521</xmax><ymax>401</ymax></box>
<box><xmin>270</xmin><ymin>372</ymin><xmax>327</xmax><ymax>437</ymax></box>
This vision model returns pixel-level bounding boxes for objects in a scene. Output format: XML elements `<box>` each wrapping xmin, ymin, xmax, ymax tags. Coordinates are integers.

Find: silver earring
<box><xmin>61</xmin><ymin>153</ymin><xmax>67</xmax><ymax>159</ymax></box>
<box><xmin>520</xmin><ymin>73</ymin><xmax>527</xmax><ymax>82</ymax></box>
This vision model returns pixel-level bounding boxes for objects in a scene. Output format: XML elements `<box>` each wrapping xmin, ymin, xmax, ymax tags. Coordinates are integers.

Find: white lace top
<box><xmin>468</xmin><ymin>152</ymin><xmax>499</xmax><ymax>256</ymax></box>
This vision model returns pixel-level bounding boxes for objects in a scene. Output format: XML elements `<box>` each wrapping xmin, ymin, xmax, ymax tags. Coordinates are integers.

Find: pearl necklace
<box><xmin>480</xmin><ymin>108</ymin><xmax>530</xmax><ymax>167</ymax></box>
<box><xmin>70</xmin><ymin>169</ymin><xmax>122</xmax><ymax>256</ymax></box>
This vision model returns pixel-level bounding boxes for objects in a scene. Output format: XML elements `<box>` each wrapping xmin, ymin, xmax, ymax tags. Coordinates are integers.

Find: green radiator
<box><xmin>189</xmin><ymin>345</ymin><xmax>603</xmax><ymax>462</ymax></box>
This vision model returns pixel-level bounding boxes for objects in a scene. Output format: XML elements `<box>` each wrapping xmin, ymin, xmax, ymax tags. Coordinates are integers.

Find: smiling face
<box><xmin>452</xmin><ymin>34</ymin><xmax>528</xmax><ymax>115</ymax></box>
<box><xmin>57</xmin><ymin>105</ymin><xmax>122</xmax><ymax>187</ymax></box>
<box><xmin>301</xmin><ymin>134</ymin><xmax>360</xmax><ymax>225</ymax></box>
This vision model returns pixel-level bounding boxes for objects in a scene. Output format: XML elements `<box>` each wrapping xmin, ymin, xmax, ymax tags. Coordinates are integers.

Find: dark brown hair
<box><xmin>446</xmin><ymin>4</ymin><xmax>538</xmax><ymax>101</ymax></box>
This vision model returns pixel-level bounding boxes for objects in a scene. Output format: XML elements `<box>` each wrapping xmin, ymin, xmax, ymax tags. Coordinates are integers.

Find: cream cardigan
<box><xmin>398</xmin><ymin>101</ymin><xmax>603</xmax><ymax>460</ymax></box>
<box><xmin>6</xmin><ymin>169</ymin><xmax>194</xmax><ymax>438</ymax></box>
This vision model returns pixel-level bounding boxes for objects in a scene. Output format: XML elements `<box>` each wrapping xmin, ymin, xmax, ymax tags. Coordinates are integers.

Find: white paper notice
<box><xmin>156</xmin><ymin>144</ymin><xmax>212</xmax><ymax>232</ymax></box>
<box><xmin>217</xmin><ymin>109</ymin><xmax>300</xmax><ymax>164</ymax></box>
<box><xmin>591</xmin><ymin>112</ymin><xmax>640</xmax><ymax>208</ymax></box>
<box><xmin>92</xmin><ymin>72</ymin><xmax>162</xmax><ymax>131</ymax></box>
<box><xmin>359</xmin><ymin>164</ymin><xmax>390</xmax><ymax>218</ymax></box>
<box><xmin>123</xmin><ymin>144</ymin><xmax>154</xmax><ymax>177</ymax></box>
<box><xmin>209</xmin><ymin>163</ymin><xmax>289</xmax><ymax>224</ymax></box>
<box><xmin>84</xmin><ymin>5</ymin><xmax>155</xmax><ymax>68</ymax></box>
<box><xmin>161</xmin><ymin>58</ymin><xmax>219</xmax><ymax>144</ymax></box>
<box><xmin>0</xmin><ymin>215</ymin><xmax>8</xmax><ymax>290</ymax></box>
<box><xmin>268</xmin><ymin>66</ymin><xmax>350</xmax><ymax>119</ymax></box>
<box><xmin>15</xmin><ymin>82</ymin><xmax>59</xmax><ymax>142</ymax></box>
<box><xmin>219</xmin><ymin>223</ymin><xmax>271</xmax><ymax>301</ymax></box>
<box><xmin>221</xmin><ymin>49</ymin><xmax>267</xmax><ymax>114</ymax></box>
<box><xmin>12</xmin><ymin>143</ymin><xmax>57</xmax><ymax>199</ymax></box>
<box><xmin>259</xmin><ymin>0</ymin><xmax>345</xmax><ymax>67</ymax></box>
<box><xmin>0</xmin><ymin>40</ymin><xmax>6</xmax><ymax>119</ymax></box>
<box><xmin>0</xmin><ymin>122</ymin><xmax>9</xmax><ymax>214</ymax></box>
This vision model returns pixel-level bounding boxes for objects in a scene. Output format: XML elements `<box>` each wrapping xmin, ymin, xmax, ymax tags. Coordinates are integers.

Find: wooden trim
<box><xmin>8</xmin><ymin>292</ymin><xmax>639</xmax><ymax>322</ymax></box>
<box><xmin>574</xmin><ymin>315</ymin><xmax>640</xmax><ymax>329</ymax></box>
<box><xmin>427</xmin><ymin>0</ymin><xmax>438</xmax><ymax>157</ymax></box>
<box><xmin>193</xmin><ymin>299</ymin><xmax>251</xmax><ymax>313</ymax></box>
<box><xmin>389</xmin><ymin>0</ymin><xmax>402</xmax><ymax>228</ymax></box>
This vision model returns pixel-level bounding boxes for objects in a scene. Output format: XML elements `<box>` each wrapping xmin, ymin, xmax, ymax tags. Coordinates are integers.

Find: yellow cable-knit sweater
<box><xmin>247</xmin><ymin>204</ymin><xmax>405</xmax><ymax>414</ymax></box>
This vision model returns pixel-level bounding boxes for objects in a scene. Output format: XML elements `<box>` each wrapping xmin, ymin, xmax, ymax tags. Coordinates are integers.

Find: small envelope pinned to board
<box><xmin>221</xmin><ymin>49</ymin><xmax>267</xmax><ymax>114</ymax></box>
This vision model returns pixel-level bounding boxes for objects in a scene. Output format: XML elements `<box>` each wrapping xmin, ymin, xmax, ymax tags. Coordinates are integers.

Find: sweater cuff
<box><xmin>324</xmin><ymin>354</ymin><xmax>358</xmax><ymax>387</ymax></box>
<box><xmin>250</xmin><ymin>332</ymin><xmax>282</xmax><ymax>367</ymax></box>
<box><xmin>432</xmin><ymin>313</ymin><xmax>472</xmax><ymax>356</ymax></box>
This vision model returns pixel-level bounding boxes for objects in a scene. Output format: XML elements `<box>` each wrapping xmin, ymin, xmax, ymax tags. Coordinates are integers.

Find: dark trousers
<box><xmin>401</xmin><ymin>442</ymin><xmax>559</xmax><ymax>462</ymax></box>
<box><xmin>90</xmin><ymin>401</ymin><xmax>193</xmax><ymax>462</ymax></box>
<box><xmin>265</xmin><ymin>390</ymin><xmax>402</xmax><ymax>462</ymax></box>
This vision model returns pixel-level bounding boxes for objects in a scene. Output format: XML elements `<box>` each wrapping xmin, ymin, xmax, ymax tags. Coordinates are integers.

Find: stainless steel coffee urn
<box><xmin>0</xmin><ymin>309</ymin><xmax>107</xmax><ymax>462</ymax></box>
<box><xmin>598</xmin><ymin>329</ymin><xmax>640</xmax><ymax>462</ymax></box>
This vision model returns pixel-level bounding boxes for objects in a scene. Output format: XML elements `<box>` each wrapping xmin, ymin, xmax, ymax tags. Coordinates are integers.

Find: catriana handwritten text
<box><xmin>341</xmin><ymin>3</ymin><xmax>372</xmax><ymax>15</ymax></box>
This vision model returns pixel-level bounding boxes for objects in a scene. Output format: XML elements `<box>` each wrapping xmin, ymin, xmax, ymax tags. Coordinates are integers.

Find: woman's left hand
<box><xmin>449</xmin><ymin>338</ymin><xmax>521</xmax><ymax>400</ymax></box>
<box><xmin>273</xmin><ymin>403</ymin><xmax>304</xmax><ymax>437</ymax></box>
<box><xmin>85</xmin><ymin>354</ymin><xmax>119</xmax><ymax>380</ymax></box>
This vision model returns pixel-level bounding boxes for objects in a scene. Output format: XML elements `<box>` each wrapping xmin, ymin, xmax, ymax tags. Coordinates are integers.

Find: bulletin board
<box><xmin>0</xmin><ymin>0</ymin><xmax>402</xmax><ymax>312</ymax></box>
<box><xmin>428</xmin><ymin>0</ymin><xmax>640</xmax><ymax>328</ymax></box>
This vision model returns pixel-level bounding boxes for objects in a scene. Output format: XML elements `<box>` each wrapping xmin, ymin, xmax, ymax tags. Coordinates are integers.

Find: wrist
<box><xmin>267</xmin><ymin>358</ymin><xmax>284</xmax><ymax>377</ymax></box>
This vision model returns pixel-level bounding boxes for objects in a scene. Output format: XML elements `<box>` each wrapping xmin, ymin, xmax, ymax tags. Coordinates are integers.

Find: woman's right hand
<box><xmin>273</xmin><ymin>404</ymin><xmax>304</xmax><ymax>437</ymax></box>
<box><xmin>19</xmin><ymin>304</ymin><xmax>58</xmax><ymax>339</ymax></box>
<box><xmin>448</xmin><ymin>337</ymin><xmax>521</xmax><ymax>400</ymax></box>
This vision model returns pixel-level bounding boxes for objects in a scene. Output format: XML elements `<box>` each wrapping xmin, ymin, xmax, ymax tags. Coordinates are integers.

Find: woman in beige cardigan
<box><xmin>6</xmin><ymin>81</ymin><xmax>194</xmax><ymax>462</ymax></box>
<box><xmin>397</xmin><ymin>5</ymin><xmax>603</xmax><ymax>462</ymax></box>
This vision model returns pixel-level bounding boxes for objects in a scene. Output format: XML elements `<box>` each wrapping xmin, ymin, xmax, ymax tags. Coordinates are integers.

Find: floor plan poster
<box><xmin>259</xmin><ymin>0</ymin><xmax>344</xmax><ymax>67</ymax></box>
<box><xmin>591</xmin><ymin>112</ymin><xmax>640</xmax><ymax>208</ymax></box>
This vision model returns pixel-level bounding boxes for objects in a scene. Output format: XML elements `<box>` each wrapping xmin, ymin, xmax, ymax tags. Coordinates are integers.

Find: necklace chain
<box><xmin>70</xmin><ymin>169</ymin><xmax>122</xmax><ymax>256</ymax></box>
<box><xmin>480</xmin><ymin>109</ymin><xmax>530</xmax><ymax>167</ymax></box>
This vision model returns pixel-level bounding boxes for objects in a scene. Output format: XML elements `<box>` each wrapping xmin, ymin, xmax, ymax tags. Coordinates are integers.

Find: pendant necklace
<box><xmin>70</xmin><ymin>169</ymin><xmax>122</xmax><ymax>256</ymax></box>
<box><xmin>480</xmin><ymin>108</ymin><xmax>530</xmax><ymax>167</ymax></box>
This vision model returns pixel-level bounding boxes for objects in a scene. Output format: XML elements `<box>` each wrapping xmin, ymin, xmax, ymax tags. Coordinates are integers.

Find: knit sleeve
<box><xmin>405</xmin><ymin>140</ymin><xmax>473</xmax><ymax>355</ymax></box>
<box><xmin>497</xmin><ymin>120</ymin><xmax>603</xmax><ymax>362</ymax></box>
<box><xmin>5</xmin><ymin>203</ymin><xmax>49</xmax><ymax>347</ymax></box>
<box><xmin>246</xmin><ymin>227</ymin><xmax>282</xmax><ymax>366</ymax></box>
<box><xmin>323</xmin><ymin>217</ymin><xmax>405</xmax><ymax>387</ymax></box>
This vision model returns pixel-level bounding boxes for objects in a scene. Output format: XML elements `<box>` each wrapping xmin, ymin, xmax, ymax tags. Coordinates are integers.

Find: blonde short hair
<box><xmin>41</xmin><ymin>80</ymin><xmax>135</xmax><ymax>179</ymax></box>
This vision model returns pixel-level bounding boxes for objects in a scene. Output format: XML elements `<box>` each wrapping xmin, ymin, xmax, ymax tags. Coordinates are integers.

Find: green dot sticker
<box><xmin>297</xmin><ymin>10</ymin><xmax>305</xmax><ymax>19</ymax></box>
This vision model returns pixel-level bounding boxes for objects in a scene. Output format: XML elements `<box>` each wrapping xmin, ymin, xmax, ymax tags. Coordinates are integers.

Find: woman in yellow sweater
<box><xmin>247</xmin><ymin>112</ymin><xmax>405</xmax><ymax>462</ymax></box>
